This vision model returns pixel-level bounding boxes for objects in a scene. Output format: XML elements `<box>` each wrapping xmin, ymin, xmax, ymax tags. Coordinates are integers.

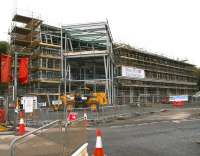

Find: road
<box><xmin>88</xmin><ymin>118</ymin><xmax>200</xmax><ymax>156</ymax></box>
<box><xmin>1</xmin><ymin>107</ymin><xmax>200</xmax><ymax>156</ymax></box>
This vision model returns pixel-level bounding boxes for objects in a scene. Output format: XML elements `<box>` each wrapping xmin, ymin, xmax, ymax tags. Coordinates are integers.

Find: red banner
<box><xmin>19</xmin><ymin>57</ymin><xmax>29</xmax><ymax>84</ymax></box>
<box><xmin>0</xmin><ymin>55</ymin><xmax>12</xmax><ymax>83</ymax></box>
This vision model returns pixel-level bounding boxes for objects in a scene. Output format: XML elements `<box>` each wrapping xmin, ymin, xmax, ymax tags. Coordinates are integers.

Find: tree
<box><xmin>0</xmin><ymin>41</ymin><xmax>10</xmax><ymax>54</ymax></box>
<box><xmin>0</xmin><ymin>41</ymin><xmax>10</xmax><ymax>95</ymax></box>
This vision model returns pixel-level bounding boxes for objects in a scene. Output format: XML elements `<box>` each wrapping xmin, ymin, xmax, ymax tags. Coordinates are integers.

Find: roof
<box><xmin>62</xmin><ymin>21</ymin><xmax>112</xmax><ymax>46</ymax></box>
<box><xmin>115</xmin><ymin>43</ymin><xmax>195</xmax><ymax>66</ymax></box>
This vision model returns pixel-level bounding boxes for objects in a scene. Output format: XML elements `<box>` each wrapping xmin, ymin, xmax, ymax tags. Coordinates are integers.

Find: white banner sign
<box><xmin>122</xmin><ymin>66</ymin><xmax>145</xmax><ymax>79</ymax></box>
<box><xmin>169</xmin><ymin>95</ymin><xmax>188</xmax><ymax>102</ymax></box>
<box><xmin>21</xmin><ymin>96</ymin><xmax>37</xmax><ymax>113</ymax></box>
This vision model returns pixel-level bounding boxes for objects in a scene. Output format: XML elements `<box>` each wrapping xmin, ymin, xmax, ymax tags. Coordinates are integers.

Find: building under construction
<box><xmin>9</xmin><ymin>12</ymin><xmax>198</xmax><ymax>107</ymax></box>
<box><xmin>10</xmin><ymin>11</ymin><xmax>62</xmax><ymax>106</ymax></box>
<box><xmin>114</xmin><ymin>44</ymin><xmax>197</xmax><ymax>105</ymax></box>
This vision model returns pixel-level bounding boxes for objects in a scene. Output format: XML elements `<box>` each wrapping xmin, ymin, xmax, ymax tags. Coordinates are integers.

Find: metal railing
<box><xmin>10</xmin><ymin>120</ymin><xmax>62</xmax><ymax>156</ymax></box>
<box><xmin>10</xmin><ymin>119</ymin><xmax>87</xmax><ymax>156</ymax></box>
<box><xmin>24</xmin><ymin>109</ymin><xmax>66</xmax><ymax>127</ymax></box>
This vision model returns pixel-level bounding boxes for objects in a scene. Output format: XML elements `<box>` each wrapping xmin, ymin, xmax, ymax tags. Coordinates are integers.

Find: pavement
<box><xmin>0</xmin><ymin>135</ymin><xmax>15</xmax><ymax>156</ymax></box>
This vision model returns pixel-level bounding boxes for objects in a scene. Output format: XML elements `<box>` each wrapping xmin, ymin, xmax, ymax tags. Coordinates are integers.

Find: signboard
<box><xmin>169</xmin><ymin>95</ymin><xmax>188</xmax><ymax>102</ymax></box>
<box><xmin>52</xmin><ymin>100</ymin><xmax>62</xmax><ymax>105</ymax></box>
<box><xmin>21</xmin><ymin>96</ymin><xmax>37</xmax><ymax>113</ymax></box>
<box><xmin>121</xmin><ymin>66</ymin><xmax>145</xmax><ymax>79</ymax></box>
<box><xmin>67</xmin><ymin>112</ymin><xmax>78</xmax><ymax>121</ymax></box>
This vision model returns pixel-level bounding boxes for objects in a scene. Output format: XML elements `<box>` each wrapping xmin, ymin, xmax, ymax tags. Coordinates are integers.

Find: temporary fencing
<box><xmin>6</xmin><ymin>105</ymin><xmax>132</xmax><ymax>128</ymax></box>
<box><xmin>115</xmin><ymin>95</ymin><xmax>200</xmax><ymax>106</ymax></box>
<box><xmin>24</xmin><ymin>108</ymin><xmax>66</xmax><ymax>127</ymax></box>
<box><xmin>7</xmin><ymin>97</ymin><xmax>200</xmax><ymax>129</ymax></box>
<box><xmin>10</xmin><ymin>119</ymin><xmax>87</xmax><ymax>156</ymax></box>
<box><xmin>72</xmin><ymin>105</ymin><xmax>131</xmax><ymax>123</ymax></box>
<box><xmin>115</xmin><ymin>95</ymin><xmax>166</xmax><ymax>106</ymax></box>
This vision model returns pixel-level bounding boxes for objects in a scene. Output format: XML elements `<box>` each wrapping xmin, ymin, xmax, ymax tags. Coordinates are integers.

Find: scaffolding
<box><xmin>114</xmin><ymin>44</ymin><xmax>198</xmax><ymax>105</ymax></box>
<box><xmin>10</xmin><ymin>11</ymin><xmax>62</xmax><ymax>106</ymax></box>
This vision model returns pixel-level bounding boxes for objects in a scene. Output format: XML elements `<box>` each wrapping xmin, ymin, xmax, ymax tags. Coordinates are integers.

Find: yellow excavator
<box><xmin>60</xmin><ymin>93</ymin><xmax>76</xmax><ymax>112</ymax></box>
<box><xmin>53</xmin><ymin>87</ymin><xmax>108</xmax><ymax>111</ymax></box>
<box><xmin>73</xmin><ymin>87</ymin><xmax>108</xmax><ymax>111</ymax></box>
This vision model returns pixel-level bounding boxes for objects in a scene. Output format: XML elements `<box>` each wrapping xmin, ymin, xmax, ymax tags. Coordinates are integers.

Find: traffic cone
<box><xmin>84</xmin><ymin>111</ymin><xmax>88</xmax><ymax>120</ymax></box>
<box><xmin>18</xmin><ymin>115</ymin><xmax>26</xmax><ymax>135</ymax></box>
<box><xmin>93</xmin><ymin>129</ymin><xmax>105</xmax><ymax>156</ymax></box>
<box><xmin>83</xmin><ymin>110</ymin><xmax>89</xmax><ymax>127</ymax></box>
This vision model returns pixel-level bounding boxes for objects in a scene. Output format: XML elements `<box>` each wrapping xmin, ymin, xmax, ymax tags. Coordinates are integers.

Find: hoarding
<box><xmin>169</xmin><ymin>95</ymin><xmax>188</xmax><ymax>102</ymax></box>
<box><xmin>121</xmin><ymin>66</ymin><xmax>145</xmax><ymax>79</ymax></box>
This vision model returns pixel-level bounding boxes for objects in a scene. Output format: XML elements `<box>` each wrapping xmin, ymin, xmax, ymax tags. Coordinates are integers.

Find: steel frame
<box><xmin>62</xmin><ymin>22</ymin><xmax>114</xmax><ymax>105</ymax></box>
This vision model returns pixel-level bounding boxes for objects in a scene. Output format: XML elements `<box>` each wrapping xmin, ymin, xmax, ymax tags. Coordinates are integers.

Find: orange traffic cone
<box><xmin>93</xmin><ymin>129</ymin><xmax>105</xmax><ymax>156</ymax></box>
<box><xmin>18</xmin><ymin>117</ymin><xmax>26</xmax><ymax>135</ymax></box>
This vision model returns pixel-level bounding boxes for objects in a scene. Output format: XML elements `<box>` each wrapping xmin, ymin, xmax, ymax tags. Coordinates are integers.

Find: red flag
<box><xmin>19</xmin><ymin>57</ymin><xmax>29</xmax><ymax>84</ymax></box>
<box><xmin>0</xmin><ymin>54</ymin><xmax>12</xmax><ymax>83</ymax></box>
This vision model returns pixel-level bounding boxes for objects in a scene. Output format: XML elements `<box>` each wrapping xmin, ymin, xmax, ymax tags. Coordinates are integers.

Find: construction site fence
<box><xmin>115</xmin><ymin>95</ymin><xmax>200</xmax><ymax>106</ymax></box>
<box><xmin>6</xmin><ymin>95</ymin><xmax>200</xmax><ymax>127</ymax></box>
<box><xmin>6</xmin><ymin>105</ymin><xmax>131</xmax><ymax>128</ymax></box>
<box><xmin>72</xmin><ymin>105</ymin><xmax>130</xmax><ymax>121</ymax></box>
<box><xmin>10</xmin><ymin>119</ymin><xmax>87</xmax><ymax>156</ymax></box>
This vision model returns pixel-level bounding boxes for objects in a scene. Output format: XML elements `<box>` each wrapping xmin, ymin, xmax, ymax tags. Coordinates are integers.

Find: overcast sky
<box><xmin>1</xmin><ymin>0</ymin><xmax>200</xmax><ymax>66</ymax></box>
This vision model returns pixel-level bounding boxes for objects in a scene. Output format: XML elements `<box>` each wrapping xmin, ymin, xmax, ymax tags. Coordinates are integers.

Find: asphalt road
<box><xmin>1</xmin><ymin>107</ymin><xmax>200</xmax><ymax>156</ymax></box>
<box><xmin>88</xmin><ymin>119</ymin><xmax>200</xmax><ymax>156</ymax></box>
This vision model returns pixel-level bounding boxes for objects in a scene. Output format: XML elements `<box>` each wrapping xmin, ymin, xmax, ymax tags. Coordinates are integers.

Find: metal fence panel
<box><xmin>10</xmin><ymin>120</ymin><xmax>87</xmax><ymax>156</ymax></box>
<box><xmin>11</xmin><ymin>120</ymin><xmax>62</xmax><ymax>156</ymax></box>
<box><xmin>8</xmin><ymin>105</ymin><xmax>134</xmax><ymax>128</ymax></box>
